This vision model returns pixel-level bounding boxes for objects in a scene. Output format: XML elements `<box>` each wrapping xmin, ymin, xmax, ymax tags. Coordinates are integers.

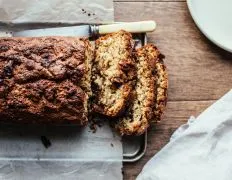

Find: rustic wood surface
<box><xmin>114</xmin><ymin>1</ymin><xmax>232</xmax><ymax>179</ymax></box>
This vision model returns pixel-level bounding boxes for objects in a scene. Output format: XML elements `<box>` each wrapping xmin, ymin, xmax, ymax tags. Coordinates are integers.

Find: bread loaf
<box><xmin>0</xmin><ymin>37</ymin><xmax>93</xmax><ymax>125</ymax></box>
<box><xmin>0</xmin><ymin>32</ymin><xmax>168</xmax><ymax>136</ymax></box>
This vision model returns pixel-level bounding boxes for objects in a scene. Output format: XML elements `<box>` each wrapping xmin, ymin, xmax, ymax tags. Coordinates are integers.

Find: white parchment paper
<box><xmin>0</xmin><ymin>124</ymin><xmax>122</xmax><ymax>180</ymax></box>
<box><xmin>0</xmin><ymin>0</ymin><xmax>114</xmax><ymax>23</ymax></box>
<box><xmin>0</xmin><ymin>1</ymin><xmax>122</xmax><ymax>180</ymax></box>
<box><xmin>137</xmin><ymin>90</ymin><xmax>232</xmax><ymax>180</ymax></box>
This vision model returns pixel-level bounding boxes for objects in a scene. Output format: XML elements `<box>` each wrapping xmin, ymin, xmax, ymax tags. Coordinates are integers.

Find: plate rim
<box><xmin>187</xmin><ymin>0</ymin><xmax>232</xmax><ymax>53</ymax></box>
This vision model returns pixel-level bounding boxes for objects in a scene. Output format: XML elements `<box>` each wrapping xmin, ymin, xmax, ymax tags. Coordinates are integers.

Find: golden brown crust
<box><xmin>0</xmin><ymin>37</ymin><xmax>93</xmax><ymax>125</ymax></box>
<box><xmin>4</xmin><ymin>80</ymin><xmax>87</xmax><ymax>124</ymax></box>
<box><xmin>116</xmin><ymin>44</ymin><xmax>168</xmax><ymax>135</ymax></box>
<box><xmin>92</xmin><ymin>30</ymin><xmax>136</xmax><ymax>117</ymax></box>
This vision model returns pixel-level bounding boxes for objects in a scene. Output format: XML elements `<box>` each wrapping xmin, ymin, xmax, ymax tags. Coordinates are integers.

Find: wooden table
<box><xmin>114</xmin><ymin>0</ymin><xmax>232</xmax><ymax>179</ymax></box>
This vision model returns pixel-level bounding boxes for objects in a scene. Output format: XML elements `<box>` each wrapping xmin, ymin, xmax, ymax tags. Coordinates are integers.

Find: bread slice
<box><xmin>115</xmin><ymin>44</ymin><xmax>168</xmax><ymax>135</ymax></box>
<box><xmin>153</xmin><ymin>54</ymin><xmax>168</xmax><ymax>122</ymax></box>
<box><xmin>92</xmin><ymin>30</ymin><xmax>136</xmax><ymax>117</ymax></box>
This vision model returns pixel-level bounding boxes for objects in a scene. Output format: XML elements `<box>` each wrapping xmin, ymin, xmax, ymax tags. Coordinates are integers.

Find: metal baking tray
<box><xmin>123</xmin><ymin>132</ymin><xmax>147</xmax><ymax>162</ymax></box>
<box><xmin>0</xmin><ymin>24</ymin><xmax>147</xmax><ymax>163</ymax></box>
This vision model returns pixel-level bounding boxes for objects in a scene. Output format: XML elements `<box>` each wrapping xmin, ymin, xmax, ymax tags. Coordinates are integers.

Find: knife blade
<box><xmin>13</xmin><ymin>21</ymin><xmax>156</xmax><ymax>37</ymax></box>
<box><xmin>13</xmin><ymin>25</ymin><xmax>91</xmax><ymax>37</ymax></box>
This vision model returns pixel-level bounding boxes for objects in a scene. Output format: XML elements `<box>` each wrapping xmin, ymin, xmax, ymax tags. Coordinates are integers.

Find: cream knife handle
<box><xmin>98</xmin><ymin>21</ymin><xmax>156</xmax><ymax>34</ymax></box>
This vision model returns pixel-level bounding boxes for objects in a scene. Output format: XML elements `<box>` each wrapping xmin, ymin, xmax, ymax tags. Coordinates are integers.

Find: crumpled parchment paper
<box><xmin>0</xmin><ymin>1</ymin><xmax>122</xmax><ymax>180</ymax></box>
<box><xmin>0</xmin><ymin>0</ymin><xmax>114</xmax><ymax>23</ymax></box>
<box><xmin>0</xmin><ymin>124</ymin><xmax>122</xmax><ymax>180</ymax></box>
<box><xmin>137</xmin><ymin>90</ymin><xmax>232</xmax><ymax>180</ymax></box>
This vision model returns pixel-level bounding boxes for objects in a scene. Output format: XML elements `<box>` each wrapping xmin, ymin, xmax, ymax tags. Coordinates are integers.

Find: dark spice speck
<box><xmin>0</xmin><ymin>45</ymin><xmax>9</xmax><ymax>52</ymax></box>
<box><xmin>41</xmin><ymin>136</ymin><xmax>52</xmax><ymax>148</ymax></box>
<box><xmin>4</xmin><ymin>66</ymin><xmax>13</xmax><ymax>77</ymax></box>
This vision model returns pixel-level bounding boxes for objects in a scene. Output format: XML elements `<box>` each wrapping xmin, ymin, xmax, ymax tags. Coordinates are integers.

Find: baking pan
<box><xmin>0</xmin><ymin>24</ymin><xmax>147</xmax><ymax>162</ymax></box>
<box><xmin>123</xmin><ymin>132</ymin><xmax>147</xmax><ymax>162</ymax></box>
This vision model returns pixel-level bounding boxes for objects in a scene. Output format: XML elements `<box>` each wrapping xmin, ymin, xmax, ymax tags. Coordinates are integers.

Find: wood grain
<box><xmin>115</xmin><ymin>0</ymin><xmax>185</xmax><ymax>2</ymax></box>
<box><xmin>114</xmin><ymin>2</ymin><xmax>232</xmax><ymax>101</ymax></box>
<box><xmin>114</xmin><ymin>1</ymin><xmax>232</xmax><ymax>179</ymax></box>
<box><xmin>123</xmin><ymin>100</ymin><xmax>214</xmax><ymax>180</ymax></box>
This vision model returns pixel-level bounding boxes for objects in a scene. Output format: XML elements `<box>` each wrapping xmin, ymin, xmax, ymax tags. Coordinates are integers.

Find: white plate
<box><xmin>187</xmin><ymin>0</ymin><xmax>232</xmax><ymax>52</ymax></box>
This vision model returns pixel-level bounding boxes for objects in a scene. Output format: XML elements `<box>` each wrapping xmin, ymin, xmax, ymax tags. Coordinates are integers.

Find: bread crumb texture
<box><xmin>116</xmin><ymin>44</ymin><xmax>168</xmax><ymax>135</ymax></box>
<box><xmin>92</xmin><ymin>30</ymin><xmax>136</xmax><ymax>117</ymax></box>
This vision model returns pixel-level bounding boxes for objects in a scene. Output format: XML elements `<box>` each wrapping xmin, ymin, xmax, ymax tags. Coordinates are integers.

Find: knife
<box><xmin>13</xmin><ymin>21</ymin><xmax>156</xmax><ymax>37</ymax></box>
